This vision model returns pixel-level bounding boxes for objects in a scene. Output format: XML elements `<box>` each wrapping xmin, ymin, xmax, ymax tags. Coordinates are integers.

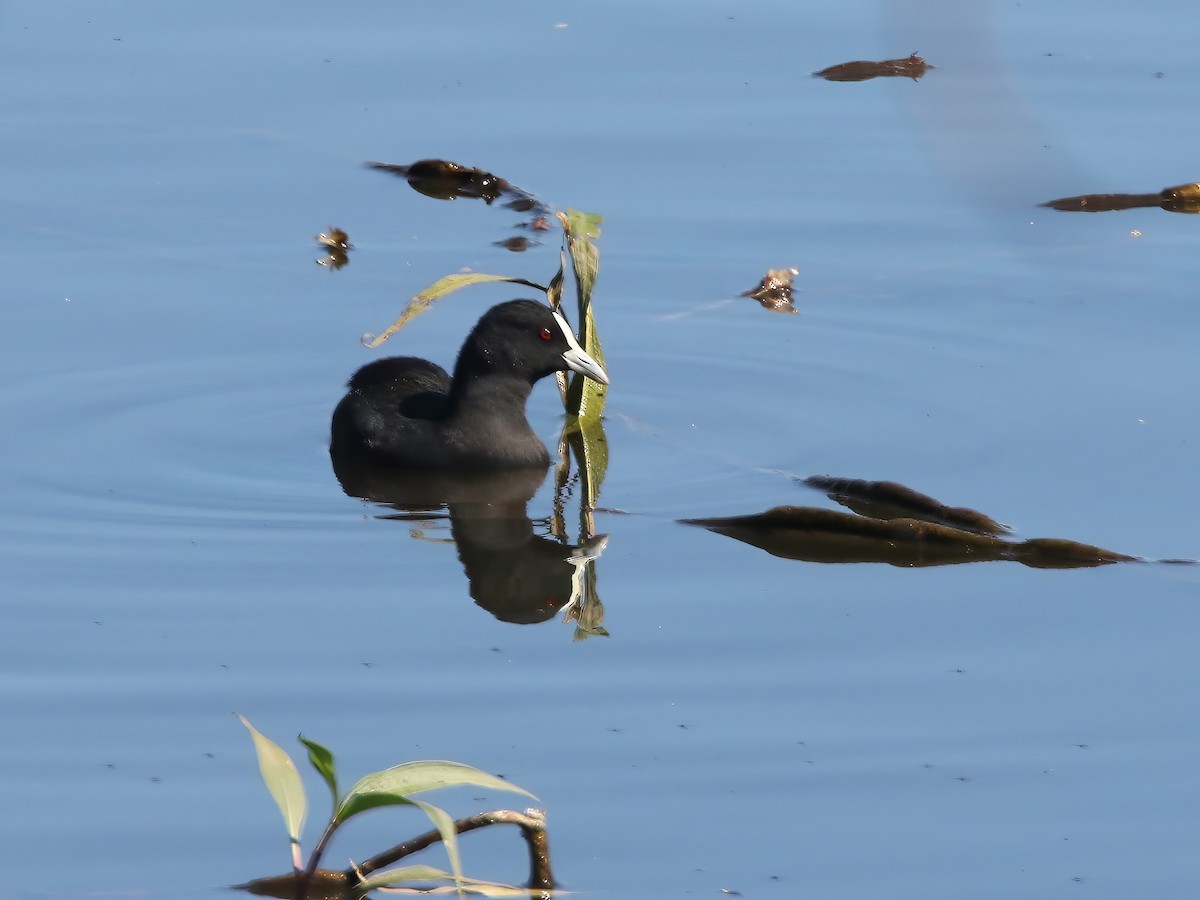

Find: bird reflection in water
<box><xmin>331</xmin><ymin>450</ymin><xmax>609</xmax><ymax>631</ymax></box>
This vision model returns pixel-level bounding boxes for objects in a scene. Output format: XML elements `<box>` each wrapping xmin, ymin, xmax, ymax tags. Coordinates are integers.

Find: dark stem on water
<box><xmin>349</xmin><ymin>808</ymin><xmax>555</xmax><ymax>890</ymax></box>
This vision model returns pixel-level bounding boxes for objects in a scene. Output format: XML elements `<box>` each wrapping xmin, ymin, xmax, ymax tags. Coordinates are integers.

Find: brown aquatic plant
<box><xmin>803</xmin><ymin>475</ymin><xmax>1008</xmax><ymax>536</ymax></box>
<box><xmin>495</xmin><ymin>235</ymin><xmax>536</xmax><ymax>252</ymax></box>
<box><xmin>1040</xmin><ymin>181</ymin><xmax>1200</xmax><ymax>214</ymax></box>
<box><xmin>364</xmin><ymin>158</ymin><xmax>554</xmax><ymax>241</ymax></box>
<box><xmin>681</xmin><ymin>478</ymin><xmax>1153</xmax><ymax>569</ymax></box>
<box><xmin>813</xmin><ymin>52</ymin><xmax>931</xmax><ymax>82</ymax></box>
<box><xmin>743</xmin><ymin>267</ymin><xmax>800</xmax><ymax>314</ymax></box>
<box><xmin>314</xmin><ymin>227</ymin><xmax>353</xmax><ymax>270</ymax></box>
<box><xmin>365</xmin><ymin>159</ymin><xmax>511</xmax><ymax>204</ymax></box>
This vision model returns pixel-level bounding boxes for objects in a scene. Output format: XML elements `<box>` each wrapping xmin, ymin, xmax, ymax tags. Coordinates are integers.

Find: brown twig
<box><xmin>348</xmin><ymin>808</ymin><xmax>555</xmax><ymax>890</ymax></box>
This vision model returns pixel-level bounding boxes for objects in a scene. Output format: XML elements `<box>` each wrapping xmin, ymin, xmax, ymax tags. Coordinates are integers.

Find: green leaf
<box><xmin>562</xmin><ymin>208</ymin><xmax>602</xmax><ymax>240</ymax></box>
<box><xmin>355</xmin><ymin>864</ymin><xmax>528</xmax><ymax>895</ymax></box>
<box><xmin>365</xmin><ymin>273</ymin><xmax>548</xmax><ymax>349</ymax></box>
<box><xmin>238</xmin><ymin>716</ymin><xmax>308</xmax><ymax>862</ymax></box>
<box><xmin>562</xmin><ymin>416</ymin><xmax>609</xmax><ymax>510</ymax></box>
<box><xmin>559</xmin><ymin>210</ymin><xmax>607</xmax><ymax>423</ymax></box>
<box><xmin>547</xmin><ymin>251</ymin><xmax>569</xmax><ymax>406</ymax></box>
<box><xmin>545</xmin><ymin>250</ymin><xmax>565</xmax><ymax>314</ymax></box>
<box><xmin>297</xmin><ymin>734</ymin><xmax>338</xmax><ymax>806</ymax></box>
<box><xmin>412</xmin><ymin>799</ymin><xmax>465</xmax><ymax>896</ymax></box>
<box><xmin>334</xmin><ymin>760</ymin><xmax>536</xmax><ymax>825</ymax></box>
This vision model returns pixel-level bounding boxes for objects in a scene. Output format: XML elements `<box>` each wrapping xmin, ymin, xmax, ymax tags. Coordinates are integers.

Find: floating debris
<box><xmin>680</xmin><ymin>505</ymin><xmax>1137</xmax><ymax>569</ymax></box>
<box><xmin>366</xmin><ymin>158</ymin><xmax>510</xmax><ymax>204</ymax></box>
<box><xmin>743</xmin><ymin>267</ymin><xmax>800</xmax><ymax>314</ymax></box>
<box><xmin>1040</xmin><ymin>181</ymin><xmax>1200</xmax><ymax>214</ymax></box>
<box><xmin>315</xmin><ymin>226</ymin><xmax>353</xmax><ymax>270</ymax></box>
<box><xmin>365</xmin><ymin>158</ymin><xmax>555</xmax><ymax>244</ymax></box>
<box><xmin>813</xmin><ymin>53</ymin><xmax>931</xmax><ymax>83</ymax></box>
<box><xmin>802</xmin><ymin>475</ymin><xmax>1009</xmax><ymax>536</ymax></box>
<box><xmin>495</xmin><ymin>235</ymin><xmax>536</xmax><ymax>252</ymax></box>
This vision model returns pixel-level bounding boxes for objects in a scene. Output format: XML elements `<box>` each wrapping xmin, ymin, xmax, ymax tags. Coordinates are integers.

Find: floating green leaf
<box><xmin>334</xmin><ymin>760</ymin><xmax>536</xmax><ymax>825</ymax></box>
<box><xmin>239</xmin><ymin>715</ymin><xmax>307</xmax><ymax>870</ymax></box>
<box><xmin>365</xmin><ymin>273</ymin><xmax>548</xmax><ymax>349</ymax></box>
<box><xmin>298</xmin><ymin>734</ymin><xmax>339</xmax><ymax>807</ymax></box>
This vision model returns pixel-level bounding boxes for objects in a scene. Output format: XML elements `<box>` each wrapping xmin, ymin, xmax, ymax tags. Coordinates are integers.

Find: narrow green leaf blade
<box><xmin>238</xmin><ymin>716</ymin><xmax>308</xmax><ymax>852</ymax></box>
<box><xmin>355</xmin><ymin>864</ymin><xmax>457</xmax><ymax>891</ymax></box>
<box><xmin>562</xmin><ymin>416</ymin><xmax>609</xmax><ymax>510</ymax></box>
<box><xmin>335</xmin><ymin>760</ymin><xmax>536</xmax><ymax>824</ymax></box>
<box><xmin>365</xmin><ymin>273</ymin><xmax>548</xmax><ymax>349</ymax></box>
<box><xmin>411</xmin><ymin>799</ymin><xmax>465</xmax><ymax>897</ymax></box>
<box><xmin>545</xmin><ymin>250</ymin><xmax>565</xmax><ymax>313</ymax></box>
<box><xmin>547</xmin><ymin>250</ymin><xmax>569</xmax><ymax>405</ymax></box>
<box><xmin>297</xmin><ymin>734</ymin><xmax>338</xmax><ymax>806</ymax></box>
<box><xmin>559</xmin><ymin>210</ymin><xmax>608</xmax><ymax>422</ymax></box>
<box><xmin>356</xmin><ymin>864</ymin><xmax>527</xmax><ymax>895</ymax></box>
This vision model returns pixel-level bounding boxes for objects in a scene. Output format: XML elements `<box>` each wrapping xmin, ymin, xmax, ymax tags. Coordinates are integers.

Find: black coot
<box><xmin>331</xmin><ymin>299</ymin><xmax>609</xmax><ymax>469</ymax></box>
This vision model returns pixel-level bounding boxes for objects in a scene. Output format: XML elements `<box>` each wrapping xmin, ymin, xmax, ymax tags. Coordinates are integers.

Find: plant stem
<box><xmin>296</xmin><ymin>818</ymin><xmax>340</xmax><ymax>900</ymax></box>
<box><xmin>347</xmin><ymin>808</ymin><xmax>555</xmax><ymax>890</ymax></box>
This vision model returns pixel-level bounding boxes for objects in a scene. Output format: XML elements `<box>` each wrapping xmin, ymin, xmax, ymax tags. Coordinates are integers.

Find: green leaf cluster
<box><xmin>239</xmin><ymin>717</ymin><xmax>536</xmax><ymax>898</ymax></box>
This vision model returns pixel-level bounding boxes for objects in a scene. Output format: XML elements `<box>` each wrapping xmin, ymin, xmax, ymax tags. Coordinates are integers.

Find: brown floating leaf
<box><xmin>315</xmin><ymin>226</ymin><xmax>353</xmax><ymax>270</ymax></box>
<box><xmin>365</xmin><ymin>158</ymin><xmax>555</xmax><ymax>242</ymax></box>
<box><xmin>743</xmin><ymin>267</ymin><xmax>800</xmax><ymax>314</ymax></box>
<box><xmin>237</xmin><ymin>869</ymin><xmax>350</xmax><ymax>900</ymax></box>
<box><xmin>813</xmin><ymin>53</ymin><xmax>931</xmax><ymax>82</ymax></box>
<box><xmin>1040</xmin><ymin>192</ymin><xmax>1160</xmax><ymax>213</ymax></box>
<box><xmin>365</xmin><ymin>158</ymin><xmax>510</xmax><ymax>204</ymax></box>
<box><xmin>803</xmin><ymin>475</ymin><xmax>1009</xmax><ymax>536</ymax></box>
<box><xmin>316</xmin><ymin>226</ymin><xmax>352</xmax><ymax>251</ymax></box>
<box><xmin>1159</xmin><ymin>182</ymin><xmax>1200</xmax><ymax>213</ymax></box>
<box><xmin>494</xmin><ymin>236</ymin><xmax>535</xmax><ymax>252</ymax></box>
<box><xmin>680</xmin><ymin>505</ymin><xmax>1137</xmax><ymax>569</ymax></box>
<box><xmin>1160</xmin><ymin>181</ymin><xmax>1200</xmax><ymax>203</ymax></box>
<box><xmin>1040</xmin><ymin>181</ymin><xmax>1200</xmax><ymax>214</ymax></box>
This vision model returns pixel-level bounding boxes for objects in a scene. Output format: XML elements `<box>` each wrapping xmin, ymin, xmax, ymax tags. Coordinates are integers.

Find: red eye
<box><xmin>538</xmin><ymin>327</ymin><xmax>553</xmax><ymax>341</ymax></box>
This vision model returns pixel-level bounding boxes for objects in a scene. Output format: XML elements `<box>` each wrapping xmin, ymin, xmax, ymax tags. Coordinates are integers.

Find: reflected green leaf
<box><xmin>238</xmin><ymin>716</ymin><xmax>307</xmax><ymax>862</ymax></box>
<box><xmin>334</xmin><ymin>760</ymin><xmax>536</xmax><ymax>825</ymax></box>
<box><xmin>562</xmin><ymin>416</ymin><xmax>608</xmax><ymax>510</ymax></box>
<box><xmin>298</xmin><ymin>734</ymin><xmax>339</xmax><ymax>806</ymax></box>
<box><xmin>365</xmin><ymin>273</ymin><xmax>548</xmax><ymax>349</ymax></box>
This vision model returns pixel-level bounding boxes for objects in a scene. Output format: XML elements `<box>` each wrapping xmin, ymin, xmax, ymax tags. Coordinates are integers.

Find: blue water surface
<box><xmin>2</xmin><ymin>2</ymin><xmax>1197</xmax><ymax>898</ymax></box>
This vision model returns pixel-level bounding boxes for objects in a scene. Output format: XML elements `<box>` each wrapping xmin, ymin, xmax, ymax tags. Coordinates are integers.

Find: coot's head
<box><xmin>456</xmin><ymin>299</ymin><xmax>609</xmax><ymax>386</ymax></box>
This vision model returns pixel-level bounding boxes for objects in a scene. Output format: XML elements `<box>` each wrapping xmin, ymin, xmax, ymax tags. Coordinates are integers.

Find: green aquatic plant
<box><xmin>237</xmin><ymin>716</ymin><xmax>550</xmax><ymax>899</ymax></box>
